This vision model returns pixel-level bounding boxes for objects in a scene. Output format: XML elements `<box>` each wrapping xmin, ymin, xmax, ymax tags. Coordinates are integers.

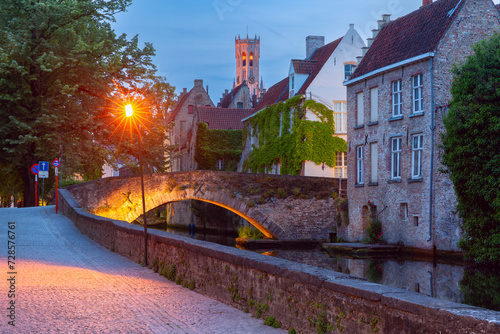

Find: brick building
<box><xmin>344</xmin><ymin>0</ymin><xmax>500</xmax><ymax>252</ymax></box>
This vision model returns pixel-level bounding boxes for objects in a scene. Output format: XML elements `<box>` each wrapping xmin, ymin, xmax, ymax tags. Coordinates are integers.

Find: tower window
<box><xmin>249</xmin><ymin>53</ymin><xmax>254</xmax><ymax>66</ymax></box>
<box><xmin>242</xmin><ymin>53</ymin><xmax>247</xmax><ymax>67</ymax></box>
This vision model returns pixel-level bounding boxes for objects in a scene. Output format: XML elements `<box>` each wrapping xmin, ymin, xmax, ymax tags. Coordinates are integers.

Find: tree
<box><xmin>441</xmin><ymin>32</ymin><xmax>500</xmax><ymax>264</ymax></box>
<box><xmin>0</xmin><ymin>0</ymin><xmax>175</xmax><ymax>206</ymax></box>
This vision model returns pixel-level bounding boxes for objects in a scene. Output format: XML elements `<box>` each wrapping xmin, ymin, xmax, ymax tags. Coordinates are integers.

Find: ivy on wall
<box><xmin>242</xmin><ymin>95</ymin><xmax>347</xmax><ymax>175</ymax></box>
<box><xmin>194</xmin><ymin>122</ymin><xmax>243</xmax><ymax>171</ymax></box>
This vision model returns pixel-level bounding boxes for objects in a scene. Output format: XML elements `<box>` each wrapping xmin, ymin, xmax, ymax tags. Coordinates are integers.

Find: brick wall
<box><xmin>58</xmin><ymin>188</ymin><xmax>500</xmax><ymax>333</ymax></box>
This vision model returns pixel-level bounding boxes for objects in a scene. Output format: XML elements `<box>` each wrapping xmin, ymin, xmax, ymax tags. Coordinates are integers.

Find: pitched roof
<box><xmin>165</xmin><ymin>91</ymin><xmax>189</xmax><ymax>124</ymax></box>
<box><xmin>349</xmin><ymin>0</ymin><xmax>465</xmax><ymax>81</ymax></box>
<box><xmin>219</xmin><ymin>83</ymin><xmax>246</xmax><ymax>108</ymax></box>
<box><xmin>254</xmin><ymin>77</ymin><xmax>289</xmax><ymax>112</ymax></box>
<box><xmin>297</xmin><ymin>37</ymin><xmax>342</xmax><ymax>95</ymax></box>
<box><xmin>497</xmin><ymin>3</ymin><xmax>500</xmax><ymax>12</ymax></box>
<box><xmin>196</xmin><ymin>107</ymin><xmax>254</xmax><ymax>130</ymax></box>
<box><xmin>292</xmin><ymin>59</ymin><xmax>318</xmax><ymax>74</ymax></box>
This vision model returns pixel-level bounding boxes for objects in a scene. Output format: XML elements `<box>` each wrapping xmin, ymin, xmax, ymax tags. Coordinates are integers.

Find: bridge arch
<box><xmin>66</xmin><ymin>171</ymin><xmax>342</xmax><ymax>241</ymax></box>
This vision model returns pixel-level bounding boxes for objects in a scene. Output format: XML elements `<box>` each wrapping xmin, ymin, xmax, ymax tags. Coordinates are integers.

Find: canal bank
<box><xmin>59</xmin><ymin>188</ymin><xmax>500</xmax><ymax>333</ymax></box>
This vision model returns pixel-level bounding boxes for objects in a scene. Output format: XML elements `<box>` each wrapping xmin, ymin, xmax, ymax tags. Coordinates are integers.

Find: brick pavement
<box><xmin>0</xmin><ymin>206</ymin><xmax>285</xmax><ymax>333</ymax></box>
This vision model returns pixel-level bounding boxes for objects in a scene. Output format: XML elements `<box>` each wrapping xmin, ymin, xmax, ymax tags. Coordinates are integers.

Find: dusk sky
<box><xmin>112</xmin><ymin>0</ymin><xmax>500</xmax><ymax>102</ymax></box>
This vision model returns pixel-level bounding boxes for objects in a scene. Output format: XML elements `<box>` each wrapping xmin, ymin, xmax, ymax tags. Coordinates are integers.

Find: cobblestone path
<box><xmin>0</xmin><ymin>206</ymin><xmax>285</xmax><ymax>333</ymax></box>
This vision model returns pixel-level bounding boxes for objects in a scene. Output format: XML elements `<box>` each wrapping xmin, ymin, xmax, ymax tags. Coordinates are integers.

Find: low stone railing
<box><xmin>58</xmin><ymin>188</ymin><xmax>500</xmax><ymax>334</ymax></box>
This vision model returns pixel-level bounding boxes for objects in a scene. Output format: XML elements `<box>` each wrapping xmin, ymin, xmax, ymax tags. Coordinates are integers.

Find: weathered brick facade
<box><xmin>345</xmin><ymin>0</ymin><xmax>500</xmax><ymax>252</ymax></box>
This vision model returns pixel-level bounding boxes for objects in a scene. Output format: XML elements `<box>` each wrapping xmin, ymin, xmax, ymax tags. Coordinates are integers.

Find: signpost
<box><xmin>52</xmin><ymin>159</ymin><xmax>60</xmax><ymax>213</ymax></box>
<box><xmin>38</xmin><ymin>161</ymin><xmax>49</xmax><ymax>206</ymax></box>
<box><xmin>30</xmin><ymin>164</ymin><xmax>39</xmax><ymax>207</ymax></box>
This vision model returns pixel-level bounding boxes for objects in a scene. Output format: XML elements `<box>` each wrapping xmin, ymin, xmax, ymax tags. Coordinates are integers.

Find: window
<box><xmin>345</xmin><ymin>63</ymin><xmax>357</xmax><ymax>80</ymax></box>
<box><xmin>413</xmin><ymin>75</ymin><xmax>423</xmax><ymax>113</ymax></box>
<box><xmin>333</xmin><ymin>101</ymin><xmax>347</xmax><ymax>133</ymax></box>
<box><xmin>356</xmin><ymin>146</ymin><xmax>363</xmax><ymax>184</ymax></box>
<box><xmin>400</xmin><ymin>203</ymin><xmax>409</xmax><ymax>220</ymax></box>
<box><xmin>370</xmin><ymin>142</ymin><xmax>378</xmax><ymax>183</ymax></box>
<box><xmin>334</xmin><ymin>152</ymin><xmax>347</xmax><ymax>178</ymax></box>
<box><xmin>356</xmin><ymin>92</ymin><xmax>364</xmax><ymax>126</ymax></box>
<box><xmin>242</xmin><ymin>53</ymin><xmax>247</xmax><ymax>66</ymax></box>
<box><xmin>249</xmin><ymin>53</ymin><xmax>254</xmax><ymax>66</ymax></box>
<box><xmin>370</xmin><ymin>87</ymin><xmax>378</xmax><ymax>123</ymax></box>
<box><xmin>291</xmin><ymin>74</ymin><xmax>295</xmax><ymax>90</ymax></box>
<box><xmin>391</xmin><ymin>137</ymin><xmax>402</xmax><ymax>179</ymax></box>
<box><xmin>188</xmin><ymin>105</ymin><xmax>194</xmax><ymax>114</ymax></box>
<box><xmin>412</xmin><ymin>134</ymin><xmax>423</xmax><ymax>178</ymax></box>
<box><xmin>392</xmin><ymin>80</ymin><xmax>402</xmax><ymax>117</ymax></box>
<box><xmin>217</xmin><ymin>159</ymin><xmax>224</xmax><ymax>170</ymax></box>
<box><xmin>237</xmin><ymin>102</ymin><xmax>243</xmax><ymax>109</ymax></box>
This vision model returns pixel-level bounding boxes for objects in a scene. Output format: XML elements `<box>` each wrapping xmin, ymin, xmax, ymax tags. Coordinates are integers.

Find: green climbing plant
<box><xmin>242</xmin><ymin>96</ymin><xmax>346</xmax><ymax>175</ymax></box>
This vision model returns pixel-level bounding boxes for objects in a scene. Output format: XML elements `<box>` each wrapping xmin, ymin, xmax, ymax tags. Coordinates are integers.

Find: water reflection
<box><xmin>147</xmin><ymin>200</ymin><xmax>500</xmax><ymax>312</ymax></box>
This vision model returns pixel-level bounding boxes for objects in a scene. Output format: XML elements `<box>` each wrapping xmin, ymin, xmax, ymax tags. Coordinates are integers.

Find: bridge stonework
<box><xmin>66</xmin><ymin>171</ymin><xmax>346</xmax><ymax>241</ymax></box>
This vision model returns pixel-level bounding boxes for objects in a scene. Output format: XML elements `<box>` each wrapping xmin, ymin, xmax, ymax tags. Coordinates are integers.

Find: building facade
<box><xmin>235</xmin><ymin>35</ymin><xmax>264</xmax><ymax>99</ymax></box>
<box><xmin>344</xmin><ymin>0</ymin><xmax>500</xmax><ymax>252</ymax></box>
<box><xmin>166</xmin><ymin>79</ymin><xmax>215</xmax><ymax>172</ymax></box>
<box><xmin>238</xmin><ymin>25</ymin><xmax>365</xmax><ymax>178</ymax></box>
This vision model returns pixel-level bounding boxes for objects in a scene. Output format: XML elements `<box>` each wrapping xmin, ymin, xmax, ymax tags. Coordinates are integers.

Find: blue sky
<box><xmin>112</xmin><ymin>0</ymin><xmax>500</xmax><ymax>102</ymax></box>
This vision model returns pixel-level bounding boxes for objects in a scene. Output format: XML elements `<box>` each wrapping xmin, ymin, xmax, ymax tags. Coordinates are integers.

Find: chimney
<box><xmin>194</xmin><ymin>79</ymin><xmax>203</xmax><ymax>87</ymax></box>
<box><xmin>422</xmin><ymin>0</ymin><xmax>432</xmax><ymax>6</ymax></box>
<box><xmin>306</xmin><ymin>36</ymin><xmax>325</xmax><ymax>58</ymax></box>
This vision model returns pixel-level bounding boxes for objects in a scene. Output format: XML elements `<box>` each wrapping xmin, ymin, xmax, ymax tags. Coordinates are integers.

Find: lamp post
<box><xmin>125</xmin><ymin>104</ymin><xmax>148</xmax><ymax>266</ymax></box>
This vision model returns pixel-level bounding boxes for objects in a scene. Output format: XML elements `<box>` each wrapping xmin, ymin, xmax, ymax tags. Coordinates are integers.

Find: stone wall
<box><xmin>65</xmin><ymin>171</ymin><xmax>344</xmax><ymax>241</ymax></box>
<box><xmin>58</xmin><ymin>188</ymin><xmax>500</xmax><ymax>334</ymax></box>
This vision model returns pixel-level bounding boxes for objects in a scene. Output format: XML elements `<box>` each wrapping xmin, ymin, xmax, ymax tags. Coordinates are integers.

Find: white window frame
<box><xmin>370</xmin><ymin>87</ymin><xmax>378</xmax><ymax>123</ymax></box>
<box><xmin>217</xmin><ymin>159</ymin><xmax>224</xmax><ymax>170</ymax></box>
<box><xmin>392</xmin><ymin>80</ymin><xmax>403</xmax><ymax>117</ymax></box>
<box><xmin>356</xmin><ymin>146</ymin><xmax>364</xmax><ymax>184</ymax></box>
<box><xmin>413</xmin><ymin>75</ymin><xmax>423</xmax><ymax>114</ymax></box>
<box><xmin>333</xmin><ymin>101</ymin><xmax>347</xmax><ymax>134</ymax></box>
<box><xmin>345</xmin><ymin>63</ymin><xmax>357</xmax><ymax>80</ymax></box>
<box><xmin>334</xmin><ymin>151</ymin><xmax>347</xmax><ymax>178</ymax></box>
<box><xmin>370</xmin><ymin>142</ymin><xmax>378</xmax><ymax>183</ymax></box>
<box><xmin>412</xmin><ymin>134</ymin><xmax>423</xmax><ymax>179</ymax></box>
<box><xmin>356</xmin><ymin>92</ymin><xmax>364</xmax><ymax>126</ymax></box>
<box><xmin>391</xmin><ymin>137</ymin><xmax>402</xmax><ymax>179</ymax></box>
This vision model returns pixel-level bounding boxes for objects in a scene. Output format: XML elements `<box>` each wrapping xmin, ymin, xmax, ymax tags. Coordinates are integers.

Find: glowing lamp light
<box><xmin>125</xmin><ymin>104</ymin><xmax>134</xmax><ymax>117</ymax></box>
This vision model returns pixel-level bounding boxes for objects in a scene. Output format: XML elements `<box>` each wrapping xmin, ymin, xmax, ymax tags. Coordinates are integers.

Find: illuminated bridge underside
<box><xmin>66</xmin><ymin>171</ymin><xmax>342</xmax><ymax>241</ymax></box>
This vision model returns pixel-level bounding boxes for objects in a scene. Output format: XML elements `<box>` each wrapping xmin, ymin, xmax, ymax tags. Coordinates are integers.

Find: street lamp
<box><xmin>125</xmin><ymin>104</ymin><xmax>148</xmax><ymax>266</ymax></box>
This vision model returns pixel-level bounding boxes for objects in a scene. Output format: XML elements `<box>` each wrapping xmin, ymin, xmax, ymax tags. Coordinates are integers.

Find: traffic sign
<box><xmin>39</xmin><ymin>161</ymin><xmax>49</xmax><ymax>171</ymax></box>
<box><xmin>52</xmin><ymin>159</ymin><xmax>60</xmax><ymax>168</ymax></box>
<box><xmin>31</xmin><ymin>164</ymin><xmax>39</xmax><ymax>175</ymax></box>
<box><xmin>39</xmin><ymin>161</ymin><xmax>49</xmax><ymax>178</ymax></box>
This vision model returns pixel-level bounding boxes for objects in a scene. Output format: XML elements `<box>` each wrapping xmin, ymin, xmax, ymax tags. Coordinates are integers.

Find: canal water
<box><xmin>148</xmin><ymin>201</ymin><xmax>500</xmax><ymax>312</ymax></box>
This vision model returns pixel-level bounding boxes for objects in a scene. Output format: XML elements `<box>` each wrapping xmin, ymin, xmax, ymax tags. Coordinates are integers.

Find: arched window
<box><xmin>249</xmin><ymin>53</ymin><xmax>254</xmax><ymax>66</ymax></box>
<box><xmin>242</xmin><ymin>53</ymin><xmax>247</xmax><ymax>66</ymax></box>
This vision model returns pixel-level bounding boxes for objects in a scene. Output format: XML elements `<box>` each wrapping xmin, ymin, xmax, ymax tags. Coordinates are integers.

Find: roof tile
<box><xmin>253</xmin><ymin>77</ymin><xmax>289</xmax><ymax>112</ymax></box>
<box><xmin>197</xmin><ymin>107</ymin><xmax>254</xmax><ymax>130</ymax></box>
<box><xmin>350</xmin><ymin>0</ymin><xmax>464</xmax><ymax>81</ymax></box>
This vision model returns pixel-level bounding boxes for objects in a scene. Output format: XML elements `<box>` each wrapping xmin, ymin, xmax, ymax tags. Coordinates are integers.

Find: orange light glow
<box><xmin>125</xmin><ymin>104</ymin><xmax>133</xmax><ymax>117</ymax></box>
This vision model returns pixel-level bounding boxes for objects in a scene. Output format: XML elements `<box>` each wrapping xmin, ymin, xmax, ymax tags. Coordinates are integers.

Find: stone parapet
<box><xmin>58</xmin><ymin>188</ymin><xmax>500</xmax><ymax>334</ymax></box>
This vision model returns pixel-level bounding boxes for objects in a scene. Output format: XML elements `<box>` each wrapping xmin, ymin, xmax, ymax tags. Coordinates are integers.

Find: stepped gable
<box><xmin>350</xmin><ymin>0</ymin><xmax>465</xmax><ymax>80</ymax></box>
<box><xmin>197</xmin><ymin>107</ymin><xmax>254</xmax><ymax>130</ymax></box>
<box><xmin>254</xmin><ymin>77</ymin><xmax>289</xmax><ymax>112</ymax></box>
<box><xmin>297</xmin><ymin>37</ymin><xmax>342</xmax><ymax>95</ymax></box>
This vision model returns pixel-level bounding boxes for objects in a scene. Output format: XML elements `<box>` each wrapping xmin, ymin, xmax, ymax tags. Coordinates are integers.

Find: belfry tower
<box><xmin>235</xmin><ymin>34</ymin><xmax>263</xmax><ymax>98</ymax></box>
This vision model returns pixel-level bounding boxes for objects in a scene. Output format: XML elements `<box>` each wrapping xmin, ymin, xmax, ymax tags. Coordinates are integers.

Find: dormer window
<box><xmin>242</xmin><ymin>53</ymin><xmax>247</xmax><ymax>67</ymax></box>
<box><xmin>249</xmin><ymin>53</ymin><xmax>254</xmax><ymax>66</ymax></box>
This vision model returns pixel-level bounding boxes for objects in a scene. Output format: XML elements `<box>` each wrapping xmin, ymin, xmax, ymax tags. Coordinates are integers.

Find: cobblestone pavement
<box><xmin>0</xmin><ymin>206</ymin><xmax>285</xmax><ymax>334</ymax></box>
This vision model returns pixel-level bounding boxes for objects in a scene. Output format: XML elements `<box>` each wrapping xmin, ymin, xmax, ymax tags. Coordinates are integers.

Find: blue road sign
<box><xmin>39</xmin><ymin>161</ymin><xmax>49</xmax><ymax>172</ymax></box>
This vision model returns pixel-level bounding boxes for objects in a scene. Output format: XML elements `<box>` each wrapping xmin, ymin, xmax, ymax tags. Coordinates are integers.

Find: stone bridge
<box><xmin>66</xmin><ymin>171</ymin><xmax>346</xmax><ymax>240</ymax></box>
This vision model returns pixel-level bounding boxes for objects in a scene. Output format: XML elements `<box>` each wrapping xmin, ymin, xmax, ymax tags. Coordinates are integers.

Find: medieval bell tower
<box><xmin>235</xmin><ymin>34</ymin><xmax>262</xmax><ymax>98</ymax></box>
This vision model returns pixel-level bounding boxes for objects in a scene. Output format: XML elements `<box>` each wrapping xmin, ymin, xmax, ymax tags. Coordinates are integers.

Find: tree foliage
<box><xmin>0</xmin><ymin>0</ymin><xmax>175</xmax><ymax>206</ymax></box>
<box><xmin>441</xmin><ymin>33</ymin><xmax>500</xmax><ymax>264</ymax></box>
